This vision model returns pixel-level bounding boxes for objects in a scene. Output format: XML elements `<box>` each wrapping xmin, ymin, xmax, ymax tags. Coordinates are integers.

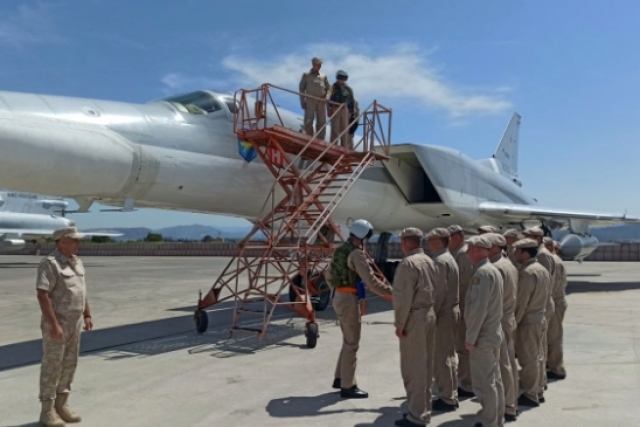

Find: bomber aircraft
<box><xmin>0</xmin><ymin>87</ymin><xmax>637</xmax><ymax>269</ymax></box>
<box><xmin>0</xmin><ymin>190</ymin><xmax>120</xmax><ymax>251</ymax></box>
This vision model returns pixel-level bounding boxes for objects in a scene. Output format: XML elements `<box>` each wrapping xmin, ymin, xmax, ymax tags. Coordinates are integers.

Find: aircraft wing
<box><xmin>478</xmin><ymin>202</ymin><xmax>640</xmax><ymax>228</ymax></box>
<box><xmin>0</xmin><ymin>228</ymin><xmax>123</xmax><ymax>238</ymax></box>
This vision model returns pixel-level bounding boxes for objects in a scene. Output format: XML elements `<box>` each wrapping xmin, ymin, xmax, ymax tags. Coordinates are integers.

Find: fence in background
<box><xmin>2</xmin><ymin>241</ymin><xmax>640</xmax><ymax>261</ymax></box>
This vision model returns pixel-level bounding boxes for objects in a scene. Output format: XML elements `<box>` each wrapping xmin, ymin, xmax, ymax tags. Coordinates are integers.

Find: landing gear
<box><xmin>374</xmin><ymin>232</ymin><xmax>398</xmax><ymax>282</ymax></box>
<box><xmin>305</xmin><ymin>322</ymin><xmax>319</xmax><ymax>348</ymax></box>
<box><xmin>194</xmin><ymin>309</ymin><xmax>209</xmax><ymax>334</ymax></box>
<box><xmin>289</xmin><ymin>271</ymin><xmax>332</xmax><ymax>312</ymax></box>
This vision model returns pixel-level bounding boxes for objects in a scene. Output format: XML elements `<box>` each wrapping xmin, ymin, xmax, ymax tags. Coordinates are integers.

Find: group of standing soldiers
<box><xmin>326</xmin><ymin>220</ymin><xmax>568</xmax><ymax>427</ymax></box>
<box><xmin>299</xmin><ymin>56</ymin><xmax>359</xmax><ymax>149</ymax></box>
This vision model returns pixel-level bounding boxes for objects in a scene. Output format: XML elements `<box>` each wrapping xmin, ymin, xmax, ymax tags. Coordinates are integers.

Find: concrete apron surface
<box><xmin>1</xmin><ymin>256</ymin><xmax>639</xmax><ymax>426</ymax></box>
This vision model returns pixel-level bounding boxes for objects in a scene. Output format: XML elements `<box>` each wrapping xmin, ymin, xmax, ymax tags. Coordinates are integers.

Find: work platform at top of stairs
<box><xmin>233</xmin><ymin>83</ymin><xmax>393</xmax><ymax>165</ymax></box>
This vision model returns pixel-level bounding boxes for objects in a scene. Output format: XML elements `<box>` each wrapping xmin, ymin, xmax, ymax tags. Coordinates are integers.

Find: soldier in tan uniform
<box><xmin>487</xmin><ymin>233</ymin><xmax>519</xmax><ymax>423</ymax></box>
<box><xmin>546</xmin><ymin>239</ymin><xmax>568</xmax><ymax>380</ymax></box>
<box><xmin>426</xmin><ymin>228</ymin><xmax>460</xmax><ymax>412</ymax></box>
<box><xmin>324</xmin><ymin>219</ymin><xmax>392</xmax><ymax>399</ymax></box>
<box><xmin>299</xmin><ymin>56</ymin><xmax>331</xmax><ymax>140</ymax></box>
<box><xmin>447</xmin><ymin>225</ymin><xmax>474</xmax><ymax>397</ymax></box>
<box><xmin>478</xmin><ymin>225</ymin><xmax>498</xmax><ymax>235</ymax></box>
<box><xmin>464</xmin><ymin>235</ymin><xmax>504</xmax><ymax>427</ymax></box>
<box><xmin>512</xmin><ymin>238</ymin><xmax>550</xmax><ymax>407</ymax></box>
<box><xmin>502</xmin><ymin>229</ymin><xmax>520</xmax><ymax>266</ymax></box>
<box><xmin>36</xmin><ymin>227</ymin><xmax>93</xmax><ymax>427</ymax></box>
<box><xmin>392</xmin><ymin>227</ymin><xmax>437</xmax><ymax>427</ymax></box>
<box><xmin>523</xmin><ymin>228</ymin><xmax>556</xmax><ymax>400</ymax></box>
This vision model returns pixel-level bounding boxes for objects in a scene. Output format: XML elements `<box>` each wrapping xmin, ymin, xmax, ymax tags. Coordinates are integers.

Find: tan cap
<box><xmin>427</xmin><ymin>228</ymin><xmax>450</xmax><ymax>239</ymax></box>
<box><xmin>478</xmin><ymin>225</ymin><xmax>497</xmax><ymax>233</ymax></box>
<box><xmin>485</xmin><ymin>233</ymin><xmax>507</xmax><ymax>247</ymax></box>
<box><xmin>523</xmin><ymin>227</ymin><xmax>544</xmax><ymax>237</ymax></box>
<box><xmin>399</xmin><ymin>227</ymin><xmax>424</xmax><ymax>239</ymax></box>
<box><xmin>447</xmin><ymin>225</ymin><xmax>463</xmax><ymax>234</ymax></box>
<box><xmin>466</xmin><ymin>235</ymin><xmax>492</xmax><ymax>249</ymax></box>
<box><xmin>311</xmin><ymin>56</ymin><xmax>323</xmax><ymax>63</ymax></box>
<box><xmin>543</xmin><ymin>236</ymin><xmax>554</xmax><ymax>245</ymax></box>
<box><xmin>53</xmin><ymin>226</ymin><xmax>85</xmax><ymax>241</ymax></box>
<box><xmin>502</xmin><ymin>228</ymin><xmax>520</xmax><ymax>237</ymax></box>
<box><xmin>513</xmin><ymin>238</ymin><xmax>539</xmax><ymax>249</ymax></box>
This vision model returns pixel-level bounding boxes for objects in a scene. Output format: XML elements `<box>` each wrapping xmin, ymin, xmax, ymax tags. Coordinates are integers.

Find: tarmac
<box><xmin>1</xmin><ymin>255</ymin><xmax>640</xmax><ymax>426</ymax></box>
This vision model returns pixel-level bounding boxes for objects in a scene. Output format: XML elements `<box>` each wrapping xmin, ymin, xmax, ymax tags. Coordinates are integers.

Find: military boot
<box><xmin>40</xmin><ymin>399</ymin><xmax>66</xmax><ymax>427</ymax></box>
<box><xmin>55</xmin><ymin>394</ymin><xmax>82</xmax><ymax>423</ymax></box>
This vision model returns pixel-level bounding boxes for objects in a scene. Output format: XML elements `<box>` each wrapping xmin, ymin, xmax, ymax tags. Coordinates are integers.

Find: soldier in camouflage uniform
<box><xmin>324</xmin><ymin>219</ymin><xmax>392</xmax><ymax>399</ymax></box>
<box><xmin>36</xmin><ymin>227</ymin><xmax>93</xmax><ymax>426</ymax></box>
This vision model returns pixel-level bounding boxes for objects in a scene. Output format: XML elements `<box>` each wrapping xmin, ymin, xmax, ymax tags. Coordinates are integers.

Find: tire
<box><xmin>312</xmin><ymin>276</ymin><xmax>331</xmax><ymax>312</ymax></box>
<box><xmin>305</xmin><ymin>323</ymin><xmax>319</xmax><ymax>348</ymax></box>
<box><xmin>194</xmin><ymin>309</ymin><xmax>209</xmax><ymax>334</ymax></box>
<box><xmin>289</xmin><ymin>274</ymin><xmax>303</xmax><ymax>302</ymax></box>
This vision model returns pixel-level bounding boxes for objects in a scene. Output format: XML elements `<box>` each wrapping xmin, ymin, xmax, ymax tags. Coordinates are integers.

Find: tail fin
<box><xmin>493</xmin><ymin>112</ymin><xmax>520</xmax><ymax>178</ymax></box>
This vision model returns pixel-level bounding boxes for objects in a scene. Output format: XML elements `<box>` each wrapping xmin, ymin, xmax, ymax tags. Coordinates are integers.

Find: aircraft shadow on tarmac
<box><xmin>566</xmin><ymin>280</ymin><xmax>640</xmax><ymax>294</ymax></box>
<box><xmin>0</xmin><ymin>295</ymin><xmax>393</xmax><ymax>372</ymax></box>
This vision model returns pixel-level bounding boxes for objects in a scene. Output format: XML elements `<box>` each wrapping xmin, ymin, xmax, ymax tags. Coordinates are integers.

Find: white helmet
<box><xmin>349</xmin><ymin>219</ymin><xmax>374</xmax><ymax>240</ymax></box>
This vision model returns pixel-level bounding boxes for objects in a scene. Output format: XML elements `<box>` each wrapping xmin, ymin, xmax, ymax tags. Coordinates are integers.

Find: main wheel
<box><xmin>312</xmin><ymin>276</ymin><xmax>331</xmax><ymax>312</ymax></box>
<box><xmin>305</xmin><ymin>323</ymin><xmax>319</xmax><ymax>348</ymax></box>
<box><xmin>194</xmin><ymin>309</ymin><xmax>209</xmax><ymax>334</ymax></box>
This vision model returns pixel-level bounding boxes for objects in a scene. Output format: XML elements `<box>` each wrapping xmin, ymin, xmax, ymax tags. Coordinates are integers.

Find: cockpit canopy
<box><xmin>161</xmin><ymin>90</ymin><xmax>238</xmax><ymax>116</ymax></box>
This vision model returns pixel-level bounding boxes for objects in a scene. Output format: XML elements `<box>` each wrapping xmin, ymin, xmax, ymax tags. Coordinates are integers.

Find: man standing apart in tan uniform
<box><xmin>325</xmin><ymin>219</ymin><xmax>392</xmax><ymax>399</ymax></box>
<box><xmin>426</xmin><ymin>228</ymin><xmax>460</xmax><ymax>412</ymax></box>
<box><xmin>299</xmin><ymin>56</ymin><xmax>331</xmax><ymax>140</ymax></box>
<box><xmin>512</xmin><ymin>238</ymin><xmax>550</xmax><ymax>408</ymax></box>
<box><xmin>393</xmin><ymin>228</ymin><xmax>437</xmax><ymax>427</ymax></box>
<box><xmin>487</xmin><ymin>233</ymin><xmax>519</xmax><ymax>423</ymax></box>
<box><xmin>36</xmin><ymin>227</ymin><xmax>93</xmax><ymax>427</ymax></box>
<box><xmin>447</xmin><ymin>225</ymin><xmax>474</xmax><ymax>397</ymax></box>
<box><xmin>546</xmin><ymin>239</ymin><xmax>568</xmax><ymax>380</ymax></box>
<box><xmin>523</xmin><ymin>228</ymin><xmax>556</xmax><ymax>401</ymax></box>
<box><xmin>464</xmin><ymin>235</ymin><xmax>504</xmax><ymax>427</ymax></box>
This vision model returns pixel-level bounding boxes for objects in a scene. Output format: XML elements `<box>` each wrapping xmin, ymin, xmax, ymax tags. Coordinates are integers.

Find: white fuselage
<box><xmin>0</xmin><ymin>89</ymin><xmax>534</xmax><ymax>235</ymax></box>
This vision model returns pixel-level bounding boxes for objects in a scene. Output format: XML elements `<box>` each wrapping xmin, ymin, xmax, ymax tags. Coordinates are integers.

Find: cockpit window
<box><xmin>222</xmin><ymin>97</ymin><xmax>239</xmax><ymax>114</ymax></box>
<box><xmin>163</xmin><ymin>91</ymin><xmax>222</xmax><ymax>115</ymax></box>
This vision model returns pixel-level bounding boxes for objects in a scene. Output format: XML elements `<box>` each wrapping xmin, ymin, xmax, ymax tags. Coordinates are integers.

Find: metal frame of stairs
<box><xmin>193</xmin><ymin>83</ymin><xmax>392</xmax><ymax>348</ymax></box>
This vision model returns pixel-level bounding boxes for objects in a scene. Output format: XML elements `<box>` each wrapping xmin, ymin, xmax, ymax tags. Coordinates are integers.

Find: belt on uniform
<box><xmin>334</xmin><ymin>286</ymin><xmax>366</xmax><ymax>314</ymax></box>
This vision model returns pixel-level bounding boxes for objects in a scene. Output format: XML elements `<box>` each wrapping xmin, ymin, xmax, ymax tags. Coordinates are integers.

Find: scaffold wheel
<box><xmin>305</xmin><ymin>322</ymin><xmax>319</xmax><ymax>349</ymax></box>
<box><xmin>194</xmin><ymin>309</ymin><xmax>209</xmax><ymax>334</ymax></box>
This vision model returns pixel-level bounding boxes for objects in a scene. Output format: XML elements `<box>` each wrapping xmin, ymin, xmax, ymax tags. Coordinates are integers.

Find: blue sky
<box><xmin>1</xmin><ymin>0</ymin><xmax>639</xmax><ymax>229</ymax></box>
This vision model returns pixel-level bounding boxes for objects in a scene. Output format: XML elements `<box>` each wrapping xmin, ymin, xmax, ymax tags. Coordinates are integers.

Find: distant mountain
<box><xmin>85</xmin><ymin>223</ymin><xmax>640</xmax><ymax>243</ymax></box>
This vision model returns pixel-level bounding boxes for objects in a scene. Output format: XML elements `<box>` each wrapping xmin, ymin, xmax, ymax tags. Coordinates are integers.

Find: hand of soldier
<box><xmin>464</xmin><ymin>342</ymin><xmax>475</xmax><ymax>351</ymax></box>
<box><xmin>395</xmin><ymin>328</ymin><xmax>406</xmax><ymax>339</ymax></box>
<box><xmin>83</xmin><ymin>316</ymin><xmax>93</xmax><ymax>331</ymax></box>
<box><xmin>50</xmin><ymin>323</ymin><xmax>64</xmax><ymax>340</ymax></box>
